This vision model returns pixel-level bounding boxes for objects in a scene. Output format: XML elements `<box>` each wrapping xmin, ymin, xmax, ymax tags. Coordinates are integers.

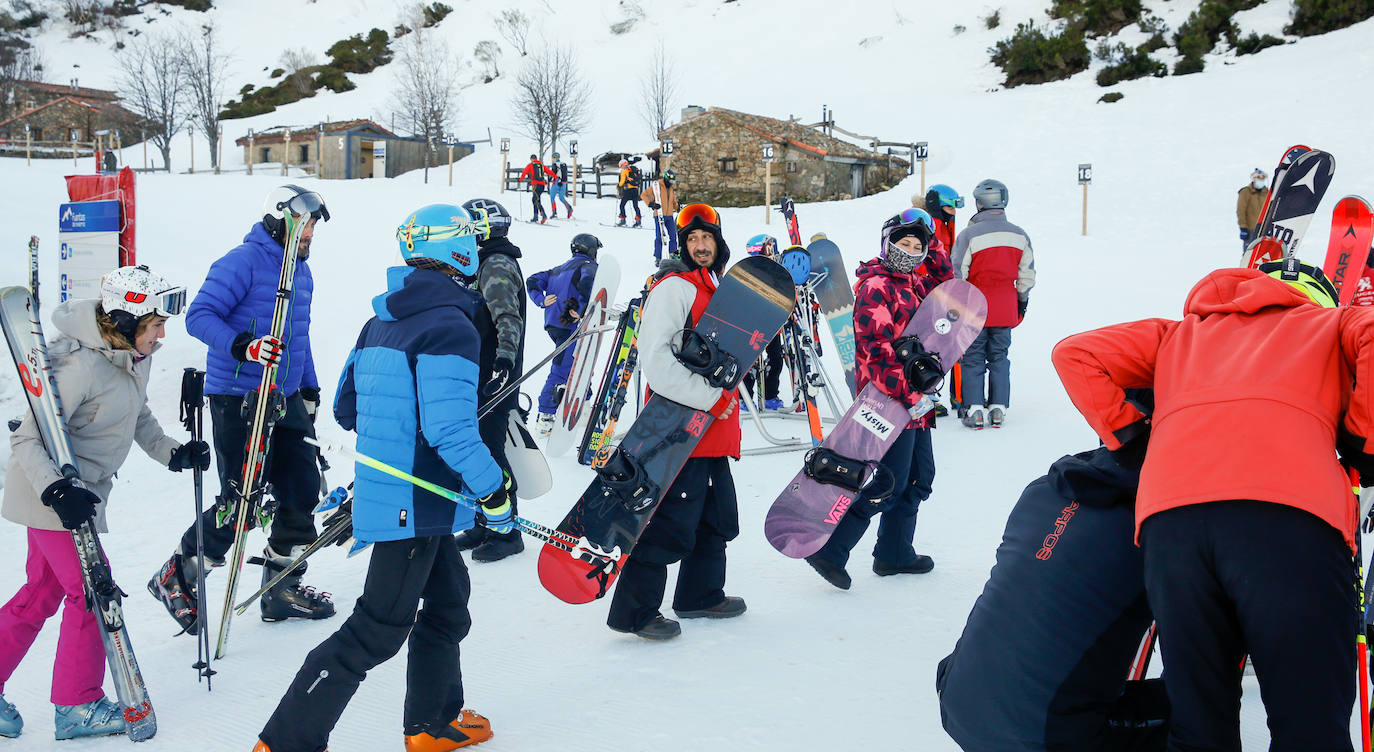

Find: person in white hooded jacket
<box><xmin>0</xmin><ymin>266</ymin><xmax>208</xmax><ymax>742</ymax></box>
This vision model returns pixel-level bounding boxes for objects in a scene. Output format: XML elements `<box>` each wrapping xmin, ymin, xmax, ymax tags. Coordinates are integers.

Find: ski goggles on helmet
<box><xmin>463</xmin><ymin>207</ymin><xmax>494</xmax><ymax>241</ymax></box>
<box><xmin>931</xmin><ymin>185</ymin><xmax>965</xmax><ymax>209</ymax></box>
<box><xmin>898</xmin><ymin>207</ymin><xmax>935</xmax><ymax>229</ymax></box>
<box><xmin>676</xmin><ymin>203</ymin><xmax>721</xmax><ymax>232</ymax></box>
<box><xmin>1258</xmin><ymin>258</ymin><xmax>1338</xmax><ymax>308</ymax></box>
<box><xmin>279</xmin><ymin>190</ymin><xmax>331</xmax><ymax>222</ymax></box>
<box><xmin>395</xmin><ymin>216</ymin><xmax>486</xmax><ymax>252</ymax></box>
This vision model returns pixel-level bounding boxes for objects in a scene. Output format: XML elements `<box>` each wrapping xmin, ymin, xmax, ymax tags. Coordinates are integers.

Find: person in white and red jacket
<box><xmin>951</xmin><ymin>178</ymin><xmax>1035</xmax><ymax>429</ymax></box>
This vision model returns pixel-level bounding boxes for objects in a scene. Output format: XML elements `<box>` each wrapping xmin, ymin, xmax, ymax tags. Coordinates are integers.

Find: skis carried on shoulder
<box><xmin>0</xmin><ymin>286</ymin><xmax>156</xmax><ymax>740</ymax></box>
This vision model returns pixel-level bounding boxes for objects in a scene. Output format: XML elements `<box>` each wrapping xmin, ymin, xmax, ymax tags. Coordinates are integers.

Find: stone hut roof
<box><xmin>0</xmin><ymin>95</ymin><xmax>143</xmax><ymax>131</ymax></box>
<box><xmin>663</xmin><ymin>107</ymin><xmax>906</xmax><ymax>166</ymax></box>
<box><xmin>12</xmin><ymin>80</ymin><xmax>119</xmax><ymax>103</ymax></box>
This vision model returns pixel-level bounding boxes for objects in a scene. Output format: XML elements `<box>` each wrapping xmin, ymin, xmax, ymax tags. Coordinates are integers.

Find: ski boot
<box><xmin>253</xmin><ymin>743</ymin><xmax>327</xmax><ymax>752</ymax></box>
<box><xmin>764</xmin><ymin>398</ymin><xmax>784</xmax><ymax>411</ymax></box>
<box><xmin>404</xmin><ymin>709</ymin><xmax>493</xmax><ymax>752</ymax></box>
<box><xmin>989</xmin><ymin>404</ymin><xmax>1006</xmax><ymax>428</ymax></box>
<box><xmin>147</xmin><ymin>550</ymin><xmax>202</xmax><ymax>634</ymax></box>
<box><xmin>632</xmin><ymin>218</ymin><xmax>642</xmax><ymax>228</ymax></box>
<box><xmin>534</xmin><ymin>412</ymin><xmax>555</xmax><ymax>439</ymax></box>
<box><xmin>54</xmin><ymin>697</ymin><xmax>125</xmax><ymax>740</ymax></box>
<box><xmin>453</xmin><ymin>525</ymin><xmax>488</xmax><ymax>552</ymax></box>
<box><xmin>259</xmin><ymin>545</ymin><xmax>336</xmax><ymax>623</ymax></box>
<box><xmin>932</xmin><ymin>400</ymin><xmax>949</xmax><ymax>418</ymax></box>
<box><xmin>566</xmin><ymin>207</ymin><xmax>574</xmax><ymax>219</ymax></box>
<box><xmin>963</xmin><ymin>406</ymin><xmax>985</xmax><ymax>430</ymax></box>
<box><xmin>471</xmin><ymin>530</ymin><xmax>525</xmax><ymax>563</ymax></box>
<box><xmin>616</xmin><ymin>216</ymin><xmax>626</xmax><ymax>227</ymax></box>
<box><xmin>0</xmin><ymin>694</ymin><xmax>21</xmax><ymax>738</ymax></box>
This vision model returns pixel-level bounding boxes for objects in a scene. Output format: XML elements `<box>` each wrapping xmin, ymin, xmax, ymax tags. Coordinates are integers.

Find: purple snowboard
<box><xmin>764</xmin><ymin>279</ymin><xmax>986</xmax><ymax>559</ymax></box>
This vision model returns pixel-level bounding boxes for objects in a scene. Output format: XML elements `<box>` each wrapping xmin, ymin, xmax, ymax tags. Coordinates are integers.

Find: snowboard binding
<box><xmin>674</xmin><ymin>329</ymin><xmax>741</xmax><ymax>388</ymax></box>
<box><xmin>803</xmin><ymin>447</ymin><xmax>896</xmax><ymax>503</ymax></box>
<box><xmin>894</xmin><ymin>335</ymin><xmax>945</xmax><ymax>393</ymax></box>
<box><xmin>595</xmin><ymin>447</ymin><xmax>662</xmax><ymax>512</ymax></box>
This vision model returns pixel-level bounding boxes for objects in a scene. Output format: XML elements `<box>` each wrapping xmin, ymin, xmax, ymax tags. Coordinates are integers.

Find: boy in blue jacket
<box><xmin>524</xmin><ymin>234</ymin><xmax>600</xmax><ymax>436</ymax></box>
<box><xmin>256</xmin><ymin>203</ymin><xmax>513</xmax><ymax>752</ymax></box>
<box><xmin>149</xmin><ymin>184</ymin><xmax>335</xmax><ymax>631</ymax></box>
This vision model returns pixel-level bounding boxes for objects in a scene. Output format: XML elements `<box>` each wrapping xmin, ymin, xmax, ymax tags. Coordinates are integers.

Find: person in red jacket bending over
<box><xmin>605</xmin><ymin>203</ymin><xmax>746</xmax><ymax>641</ymax></box>
<box><xmin>1052</xmin><ymin>258</ymin><xmax>1373</xmax><ymax>750</ymax></box>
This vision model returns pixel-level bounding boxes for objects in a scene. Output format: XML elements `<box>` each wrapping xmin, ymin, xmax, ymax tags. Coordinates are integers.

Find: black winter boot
<box><xmin>453</xmin><ymin>527</ymin><xmax>488</xmax><ymax>552</ymax></box>
<box><xmin>260</xmin><ymin>545</ymin><xmax>336</xmax><ymax>623</ymax></box>
<box><xmin>471</xmin><ymin>530</ymin><xmax>525</xmax><ymax>563</ymax></box>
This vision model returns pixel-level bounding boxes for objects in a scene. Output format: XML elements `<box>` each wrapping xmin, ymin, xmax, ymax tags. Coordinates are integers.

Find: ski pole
<box><xmin>477</xmin><ymin>321</ymin><xmax>617</xmax><ymax>418</ymax></box>
<box><xmin>305</xmin><ymin>438</ymin><xmax>621</xmax><ymax>571</ymax></box>
<box><xmin>179</xmin><ymin>368</ymin><xmax>214</xmax><ymax>689</ymax></box>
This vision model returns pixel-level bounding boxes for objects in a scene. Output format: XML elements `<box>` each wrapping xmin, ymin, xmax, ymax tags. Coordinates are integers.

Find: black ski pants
<box><xmin>607</xmin><ymin>457</ymin><xmax>739</xmax><ymax>631</ymax></box>
<box><xmin>178</xmin><ymin>393</ymin><xmax>319</xmax><ymax>561</ymax></box>
<box><xmin>259</xmin><ymin>534</ymin><xmax>472</xmax><ymax>752</ymax></box>
<box><xmin>743</xmin><ymin>335</ymin><xmax>784</xmax><ymax>403</ymax></box>
<box><xmin>477</xmin><ymin>402</ymin><xmax>518</xmax><ymax>515</ymax></box>
<box><xmin>812</xmin><ymin>427</ymin><xmax>934</xmax><ymax>568</ymax></box>
<box><xmin>1140</xmin><ymin>500</ymin><xmax>1356</xmax><ymax>752</ymax></box>
<box><xmin>618</xmin><ymin>191</ymin><xmax>641</xmax><ymax>221</ymax></box>
<box><xmin>531</xmin><ymin>185</ymin><xmax>547</xmax><ymax>221</ymax></box>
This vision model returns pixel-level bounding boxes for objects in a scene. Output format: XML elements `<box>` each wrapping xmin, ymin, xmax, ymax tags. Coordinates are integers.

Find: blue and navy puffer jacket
<box><xmin>186</xmin><ymin>222</ymin><xmax>318</xmax><ymax>397</ymax></box>
<box><xmin>334</xmin><ymin>266</ymin><xmax>502</xmax><ymax>543</ymax></box>
<box><xmin>526</xmin><ymin>254</ymin><xmax>596</xmax><ymax>330</ymax></box>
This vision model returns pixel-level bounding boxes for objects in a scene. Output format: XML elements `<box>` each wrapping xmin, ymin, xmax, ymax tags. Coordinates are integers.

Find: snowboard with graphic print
<box><xmin>537</xmin><ymin>256</ymin><xmax>795</xmax><ymax>604</ymax></box>
<box><xmin>764</xmin><ymin>279</ymin><xmax>985</xmax><ymax>559</ymax></box>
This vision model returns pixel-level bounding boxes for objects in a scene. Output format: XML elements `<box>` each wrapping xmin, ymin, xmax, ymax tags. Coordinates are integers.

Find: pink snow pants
<box><xmin>0</xmin><ymin>527</ymin><xmax>106</xmax><ymax>705</ymax></box>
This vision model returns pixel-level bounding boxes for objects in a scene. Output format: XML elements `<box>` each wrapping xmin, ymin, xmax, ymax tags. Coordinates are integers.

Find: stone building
<box><xmin>234</xmin><ymin>119</ymin><xmax>474</xmax><ymax>179</ymax></box>
<box><xmin>656</xmin><ymin>106</ymin><xmax>909</xmax><ymax>207</ymax></box>
<box><xmin>0</xmin><ymin>80</ymin><xmax>146</xmax><ymax>150</ymax></box>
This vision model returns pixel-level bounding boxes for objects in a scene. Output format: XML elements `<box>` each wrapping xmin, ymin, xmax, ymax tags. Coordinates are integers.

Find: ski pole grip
<box><xmin>180</xmin><ymin>369</ymin><xmax>205</xmax><ymax>429</ymax></box>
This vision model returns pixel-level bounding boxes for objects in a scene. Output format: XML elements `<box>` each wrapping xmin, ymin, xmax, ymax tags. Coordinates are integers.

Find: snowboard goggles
<box><xmin>676</xmin><ymin>203</ymin><xmax>721</xmax><ymax>231</ymax></box>
<box><xmin>280</xmin><ymin>191</ymin><xmax>331</xmax><ymax>222</ymax></box>
<box><xmin>897</xmin><ymin>207</ymin><xmax>935</xmax><ymax>230</ymax></box>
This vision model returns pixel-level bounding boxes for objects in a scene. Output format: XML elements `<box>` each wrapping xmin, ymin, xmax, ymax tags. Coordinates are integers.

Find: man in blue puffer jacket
<box><xmin>257</xmin><ymin>202</ymin><xmax>512</xmax><ymax>752</ymax></box>
<box><xmin>149</xmin><ymin>185</ymin><xmax>335</xmax><ymax>632</ymax></box>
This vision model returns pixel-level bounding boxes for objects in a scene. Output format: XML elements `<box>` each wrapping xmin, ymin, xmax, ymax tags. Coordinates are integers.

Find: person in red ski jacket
<box><xmin>922</xmin><ymin>184</ymin><xmax>965</xmax><ymax>417</ymax></box>
<box><xmin>604</xmin><ymin>203</ymin><xmax>746</xmax><ymax>641</ymax></box>
<box><xmin>804</xmin><ymin>208</ymin><xmax>952</xmax><ymax>591</ymax></box>
<box><xmin>951</xmin><ymin>178</ymin><xmax>1035</xmax><ymax>429</ymax></box>
<box><xmin>1052</xmin><ymin>259</ymin><xmax>1372</xmax><ymax>749</ymax></box>
<box><xmin>518</xmin><ymin>155</ymin><xmax>556</xmax><ymax>223</ymax></box>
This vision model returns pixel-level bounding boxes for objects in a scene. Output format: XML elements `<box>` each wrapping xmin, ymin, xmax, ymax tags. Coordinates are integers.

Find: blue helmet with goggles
<box><xmin>396</xmin><ymin>203</ymin><xmax>483</xmax><ymax>276</ymax></box>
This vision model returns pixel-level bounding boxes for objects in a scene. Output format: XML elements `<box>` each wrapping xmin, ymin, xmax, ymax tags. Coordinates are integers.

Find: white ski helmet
<box><xmin>262</xmin><ymin>184</ymin><xmax>330</xmax><ymax>245</ymax></box>
<box><xmin>100</xmin><ymin>265</ymin><xmax>185</xmax><ymax>341</ymax></box>
<box><xmin>972</xmin><ymin>179</ymin><xmax>1009</xmax><ymax>211</ymax></box>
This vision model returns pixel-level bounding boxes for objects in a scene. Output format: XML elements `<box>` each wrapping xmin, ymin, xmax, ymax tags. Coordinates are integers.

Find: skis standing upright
<box><xmin>780</xmin><ymin>197</ymin><xmax>802</xmax><ymax>247</ymax></box>
<box><xmin>1325</xmin><ymin>196</ymin><xmax>1374</xmax><ymax>307</ymax></box>
<box><xmin>578</xmin><ymin>288</ymin><xmax>645</xmax><ymax>466</ymax></box>
<box><xmin>546</xmin><ymin>254</ymin><xmax>622</xmax><ymax>457</ymax></box>
<box><xmin>1243</xmin><ymin>147</ymin><xmax>1335</xmax><ymax>267</ymax></box>
<box><xmin>0</xmin><ymin>286</ymin><xmax>156</xmax><ymax>740</ymax></box>
<box><xmin>214</xmin><ymin>203</ymin><xmax>313</xmax><ymax>659</ymax></box>
<box><xmin>27</xmin><ymin>235</ymin><xmax>39</xmax><ymax>310</ymax></box>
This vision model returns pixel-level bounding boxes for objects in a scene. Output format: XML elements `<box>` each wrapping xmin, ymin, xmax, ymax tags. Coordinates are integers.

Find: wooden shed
<box><xmin>235</xmin><ymin>119</ymin><xmax>474</xmax><ymax>179</ymax></box>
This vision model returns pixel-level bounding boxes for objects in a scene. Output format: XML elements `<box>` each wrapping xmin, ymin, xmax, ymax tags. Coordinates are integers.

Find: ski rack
<box><xmin>739</xmin><ymin>387</ymin><xmax>811</xmax><ymax>456</ymax></box>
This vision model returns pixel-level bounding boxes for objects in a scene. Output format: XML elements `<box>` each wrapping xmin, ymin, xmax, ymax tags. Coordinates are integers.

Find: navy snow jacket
<box><xmin>334</xmin><ymin>266</ymin><xmax>502</xmax><ymax>543</ymax></box>
<box><xmin>186</xmin><ymin>222</ymin><xmax>318</xmax><ymax>397</ymax></box>
<box><xmin>526</xmin><ymin>255</ymin><xmax>596</xmax><ymax>330</ymax></box>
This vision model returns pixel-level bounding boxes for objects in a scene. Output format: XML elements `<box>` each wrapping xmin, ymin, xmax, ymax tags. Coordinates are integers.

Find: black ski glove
<box><xmin>1017</xmin><ymin>296</ymin><xmax>1030</xmax><ymax>322</ymax></box>
<box><xmin>648</xmin><ymin>201</ymin><xmax>661</xmax><ymax>211</ymax></box>
<box><xmin>169</xmin><ymin>440</ymin><xmax>212</xmax><ymax>473</ymax></box>
<box><xmin>40</xmin><ymin>479</ymin><xmax>100</xmax><ymax>530</ymax></box>
<box><xmin>484</xmin><ymin>357</ymin><xmax>515</xmax><ymax>397</ymax></box>
<box><xmin>300</xmin><ymin>387</ymin><xmax>321</xmax><ymax>423</ymax></box>
<box><xmin>1337</xmin><ymin>425</ymin><xmax>1374</xmax><ymax>485</ymax></box>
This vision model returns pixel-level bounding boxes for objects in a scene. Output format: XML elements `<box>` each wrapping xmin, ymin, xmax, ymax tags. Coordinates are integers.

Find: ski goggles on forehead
<box><xmin>676</xmin><ymin>203</ymin><xmax>720</xmax><ymax>230</ymax></box>
<box><xmin>898</xmin><ymin>207</ymin><xmax>934</xmax><ymax>229</ymax></box>
<box><xmin>281</xmin><ymin>191</ymin><xmax>331</xmax><ymax>222</ymax></box>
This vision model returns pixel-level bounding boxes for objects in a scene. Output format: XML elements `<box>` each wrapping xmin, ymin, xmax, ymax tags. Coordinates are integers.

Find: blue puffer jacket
<box><xmin>186</xmin><ymin>222</ymin><xmax>318</xmax><ymax>397</ymax></box>
<box><xmin>526</xmin><ymin>254</ymin><xmax>596</xmax><ymax>329</ymax></box>
<box><xmin>334</xmin><ymin>266</ymin><xmax>502</xmax><ymax>543</ymax></box>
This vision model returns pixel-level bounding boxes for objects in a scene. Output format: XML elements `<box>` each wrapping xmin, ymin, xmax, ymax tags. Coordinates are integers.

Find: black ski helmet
<box><xmin>571</xmin><ymin>233</ymin><xmax>602</xmax><ymax>260</ymax></box>
<box><xmin>461</xmin><ymin>198</ymin><xmax>511</xmax><ymax>241</ymax></box>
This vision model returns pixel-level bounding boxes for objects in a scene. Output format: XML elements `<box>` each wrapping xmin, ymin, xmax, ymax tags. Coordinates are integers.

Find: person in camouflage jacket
<box><xmin>804</xmin><ymin>210</ymin><xmax>952</xmax><ymax>590</ymax></box>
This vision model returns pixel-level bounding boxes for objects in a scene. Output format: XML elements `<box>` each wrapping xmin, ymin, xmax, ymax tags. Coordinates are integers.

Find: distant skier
<box><xmin>518</xmin><ymin>154</ymin><xmax>555</xmax><ymax>224</ymax></box>
<box><xmin>148</xmin><ymin>185</ymin><xmax>334</xmax><ymax>633</ymax></box>
<box><xmin>937</xmin><ymin>394</ymin><xmax>1169</xmax><ymax>751</ymax></box>
<box><xmin>804</xmin><ymin>208</ymin><xmax>952</xmax><ymax>590</ymax></box>
<box><xmin>548</xmin><ymin>152</ymin><xmax>573</xmax><ymax>219</ymax></box>
<box><xmin>0</xmin><ymin>266</ymin><xmax>206</xmax><ymax>741</ymax></box>
<box><xmin>256</xmin><ymin>202</ymin><xmax>511</xmax><ymax>752</ymax></box>
<box><xmin>641</xmin><ymin>168</ymin><xmax>679</xmax><ymax>261</ymax></box>
<box><xmin>525</xmin><ymin>234</ymin><xmax>601</xmax><ymax>437</ymax></box>
<box><xmin>740</xmin><ymin>233</ymin><xmax>785</xmax><ymax>411</ymax></box>
<box><xmin>617</xmin><ymin>159</ymin><xmax>643</xmax><ymax>228</ymax></box>
<box><xmin>1237</xmin><ymin>167</ymin><xmax>1269</xmax><ymax>251</ymax></box>
<box><xmin>606</xmin><ymin>203</ymin><xmax>746</xmax><ymax>640</ymax></box>
<box><xmin>924</xmin><ymin>184</ymin><xmax>965</xmax><ymax>418</ymax></box>
<box><xmin>951</xmin><ymin>179</ymin><xmax>1035</xmax><ymax>430</ymax></box>
<box><xmin>1053</xmin><ymin>259</ymin><xmax>1364</xmax><ymax>749</ymax></box>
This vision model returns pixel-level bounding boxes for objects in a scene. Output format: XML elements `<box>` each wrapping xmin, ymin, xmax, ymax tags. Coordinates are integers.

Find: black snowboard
<box><xmin>537</xmin><ymin>256</ymin><xmax>795</xmax><ymax>604</ymax></box>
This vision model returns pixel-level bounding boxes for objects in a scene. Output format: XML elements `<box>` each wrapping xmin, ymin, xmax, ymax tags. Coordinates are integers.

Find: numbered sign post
<box><xmin>1078</xmin><ymin>163</ymin><xmax>1093</xmax><ymax>236</ymax></box>
<box><xmin>500</xmin><ymin>137</ymin><xmax>510</xmax><ymax>194</ymax></box>
<box><xmin>762</xmin><ymin>144</ymin><xmax>775</xmax><ymax>224</ymax></box>
<box><xmin>570</xmin><ymin>139</ymin><xmax>579</xmax><ymax>205</ymax></box>
<box><xmin>914</xmin><ymin>141</ymin><xmax>929</xmax><ymax>194</ymax></box>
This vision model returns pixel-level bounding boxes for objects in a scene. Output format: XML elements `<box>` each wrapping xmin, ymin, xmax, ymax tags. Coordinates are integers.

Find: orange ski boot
<box><xmin>253</xmin><ymin>742</ymin><xmax>326</xmax><ymax>752</ymax></box>
<box><xmin>404</xmin><ymin>709</ymin><xmax>492</xmax><ymax>752</ymax></box>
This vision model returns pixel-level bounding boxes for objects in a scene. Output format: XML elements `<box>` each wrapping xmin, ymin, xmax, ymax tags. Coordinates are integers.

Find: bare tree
<box><xmin>638</xmin><ymin>40</ymin><xmax>678</xmax><ymax>139</ymax></box>
<box><xmin>391</xmin><ymin>4</ymin><xmax>461</xmax><ymax>181</ymax></box>
<box><xmin>512</xmin><ymin>44</ymin><xmax>592</xmax><ymax>158</ymax></box>
<box><xmin>279</xmin><ymin>47</ymin><xmax>317</xmax><ymax>96</ymax></box>
<box><xmin>495</xmin><ymin>9</ymin><xmax>531</xmax><ymax>57</ymax></box>
<box><xmin>116</xmin><ymin>32</ymin><xmax>187</xmax><ymax>170</ymax></box>
<box><xmin>0</xmin><ymin>43</ymin><xmax>44</xmax><ymax>86</ymax></box>
<box><xmin>178</xmin><ymin>23</ymin><xmax>227</xmax><ymax>168</ymax></box>
<box><xmin>473</xmin><ymin>40</ymin><xmax>500</xmax><ymax>83</ymax></box>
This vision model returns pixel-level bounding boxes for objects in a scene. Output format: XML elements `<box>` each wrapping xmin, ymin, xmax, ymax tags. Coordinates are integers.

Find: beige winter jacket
<box><xmin>3</xmin><ymin>299</ymin><xmax>180</xmax><ymax>533</ymax></box>
<box><xmin>1237</xmin><ymin>184</ymin><xmax>1268</xmax><ymax>231</ymax></box>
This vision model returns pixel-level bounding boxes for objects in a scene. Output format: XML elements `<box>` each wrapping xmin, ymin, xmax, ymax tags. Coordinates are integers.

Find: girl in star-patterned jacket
<box><xmin>804</xmin><ymin>208</ymin><xmax>952</xmax><ymax>590</ymax></box>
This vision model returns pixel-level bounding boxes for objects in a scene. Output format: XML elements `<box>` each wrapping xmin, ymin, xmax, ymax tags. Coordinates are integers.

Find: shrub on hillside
<box><xmin>1050</xmin><ymin>0</ymin><xmax>1142</xmax><ymax>36</ymax></box>
<box><xmin>990</xmin><ymin>20</ymin><xmax>1089</xmax><ymax>87</ymax></box>
<box><xmin>1287</xmin><ymin>0</ymin><xmax>1374</xmax><ymax>36</ymax></box>
<box><xmin>984</xmin><ymin>9</ymin><xmax>1001</xmax><ymax>29</ymax></box>
<box><xmin>1095</xmin><ymin>42</ymin><xmax>1166</xmax><ymax>86</ymax></box>
<box><xmin>1172</xmin><ymin>0</ymin><xmax>1264</xmax><ymax>74</ymax></box>
<box><xmin>1234</xmin><ymin>31</ymin><xmax>1285</xmax><ymax>54</ymax></box>
<box><xmin>326</xmin><ymin>28</ymin><xmax>392</xmax><ymax>74</ymax></box>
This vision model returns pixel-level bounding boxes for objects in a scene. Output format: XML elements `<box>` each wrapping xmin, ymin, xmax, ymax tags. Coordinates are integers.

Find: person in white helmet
<box><xmin>0</xmin><ymin>266</ymin><xmax>207</xmax><ymax>741</ymax></box>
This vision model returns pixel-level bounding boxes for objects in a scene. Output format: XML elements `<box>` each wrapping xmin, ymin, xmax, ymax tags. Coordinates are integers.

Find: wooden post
<box><xmin>572</xmin><ymin>158</ymin><xmax>579</xmax><ymax>205</ymax></box>
<box><xmin>95</xmin><ymin>132</ymin><xmax>102</xmax><ymax>172</ymax></box>
<box><xmin>188</xmin><ymin>128</ymin><xmax>195</xmax><ymax>174</ymax></box>
<box><xmin>499</xmin><ymin>155</ymin><xmax>508</xmax><ymax>193</ymax></box>
<box><xmin>315</xmin><ymin>125</ymin><xmax>323</xmax><ymax>177</ymax></box>
<box><xmin>71</xmin><ymin>134</ymin><xmax>77</xmax><ymax>168</ymax></box>
<box><xmin>1082</xmin><ymin>183</ymin><xmax>1088</xmax><ymax>236</ymax></box>
<box><xmin>283</xmin><ymin>130</ymin><xmax>291</xmax><ymax>176</ymax></box>
<box><xmin>216</xmin><ymin>128</ymin><xmax>222</xmax><ymax>175</ymax></box>
<box><xmin>920</xmin><ymin>160</ymin><xmax>926</xmax><ymax>196</ymax></box>
<box><xmin>447</xmin><ymin>143</ymin><xmax>454</xmax><ymax>186</ymax></box>
<box><xmin>1077</xmin><ymin>163</ymin><xmax>1093</xmax><ymax>236</ymax></box>
<box><xmin>764</xmin><ymin>160</ymin><xmax>772</xmax><ymax>225</ymax></box>
<box><xmin>247</xmin><ymin>131</ymin><xmax>254</xmax><ymax>176</ymax></box>
<box><xmin>25</xmin><ymin>128</ymin><xmax>30</xmax><ymax>166</ymax></box>
<box><xmin>116</xmin><ymin>131</ymin><xmax>123</xmax><ymax>168</ymax></box>
<box><xmin>142</xmin><ymin>132</ymin><xmax>147</xmax><ymax>170</ymax></box>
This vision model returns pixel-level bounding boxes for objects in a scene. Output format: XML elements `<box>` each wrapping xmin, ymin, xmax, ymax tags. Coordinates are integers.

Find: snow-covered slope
<box><xmin>0</xmin><ymin>1</ymin><xmax>1371</xmax><ymax>749</ymax></box>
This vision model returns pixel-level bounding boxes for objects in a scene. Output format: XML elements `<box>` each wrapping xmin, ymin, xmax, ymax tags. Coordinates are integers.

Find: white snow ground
<box><xmin>0</xmin><ymin>1</ymin><xmax>1372</xmax><ymax>749</ymax></box>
